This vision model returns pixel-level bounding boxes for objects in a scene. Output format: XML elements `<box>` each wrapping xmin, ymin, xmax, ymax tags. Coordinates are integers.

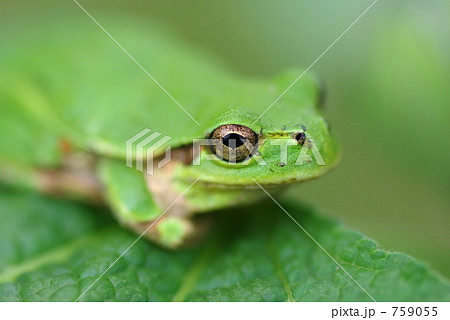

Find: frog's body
<box><xmin>0</xmin><ymin>14</ymin><xmax>339</xmax><ymax>247</ymax></box>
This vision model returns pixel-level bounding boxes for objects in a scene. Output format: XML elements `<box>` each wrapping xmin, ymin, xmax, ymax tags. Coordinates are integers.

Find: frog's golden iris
<box><xmin>209</xmin><ymin>124</ymin><xmax>259</xmax><ymax>163</ymax></box>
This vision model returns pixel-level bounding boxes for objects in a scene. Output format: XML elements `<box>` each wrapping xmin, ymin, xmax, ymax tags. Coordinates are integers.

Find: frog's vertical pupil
<box><xmin>222</xmin><ymin>133</ymin><xmax>245</xmax><ymax>148</ymax></box>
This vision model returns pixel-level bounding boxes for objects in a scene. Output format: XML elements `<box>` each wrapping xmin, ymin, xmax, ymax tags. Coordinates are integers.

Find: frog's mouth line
<box><xmin>190</xmin><ymin>148</ymin><xmax>341</xmax><ymax>189</ymax></box>
<box><xmin>196</xmin><ymin>180</ymin><xmax>289</xmax><ymax>189</ymax></box>
<box><xmin>193</xmin><ymin>169</ymin><xmax>333</xmax><ymax>189</ymax></box>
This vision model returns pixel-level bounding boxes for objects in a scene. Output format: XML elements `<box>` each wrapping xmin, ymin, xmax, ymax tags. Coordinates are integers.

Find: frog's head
<box><xmin>180</xmin><ymin>70</ymin><xmax>339</xmax><ymax>187</ymax></box>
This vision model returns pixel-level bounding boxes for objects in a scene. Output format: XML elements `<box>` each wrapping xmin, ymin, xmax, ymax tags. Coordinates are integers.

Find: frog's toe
<box><xmin>124</xmin><ymin>216</ymin><xmax>211</xmax><ymax>249</ymax></box>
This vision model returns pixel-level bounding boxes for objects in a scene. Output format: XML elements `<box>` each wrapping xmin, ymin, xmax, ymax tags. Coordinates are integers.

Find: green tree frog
<box><xmin>0</xmin><ymin>13</ymin><xmax>339</xmax><ymax>247</ymax></box>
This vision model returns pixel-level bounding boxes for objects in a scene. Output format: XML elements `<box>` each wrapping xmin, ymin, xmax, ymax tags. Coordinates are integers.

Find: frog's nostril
<box><xmin>294</xmin><ymin>132</ymin><xmax>306</xmax><ymax>145</ymax></box>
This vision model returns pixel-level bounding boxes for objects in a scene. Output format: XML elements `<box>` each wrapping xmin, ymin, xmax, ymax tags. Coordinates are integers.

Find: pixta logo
<box><xmin>126</xmin><ymin>128</ymin><xmax>172</xmax><ymax>175</ymax></box>
<box><xmin>126</xmin><ymin>128</ymin><xmax>325</xmax><ymax>175</ymax></box>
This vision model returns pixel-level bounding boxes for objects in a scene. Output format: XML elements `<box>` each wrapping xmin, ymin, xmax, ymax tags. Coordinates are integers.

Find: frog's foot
<box><xmin>122</xmin><ymin>215</ymin><xmax>211</xmax><ymax>248</ymax></box>
<box><xmin>98</xmin><ymin>158</ymin><xmax>210</xmax><ymax>248</ymax></box>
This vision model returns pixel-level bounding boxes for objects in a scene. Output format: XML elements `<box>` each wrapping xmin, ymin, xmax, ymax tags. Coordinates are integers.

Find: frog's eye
<box><xmin>210</xmin><ymin>124</ymin><xmax>258</xmax><ymax>163</ymax></box>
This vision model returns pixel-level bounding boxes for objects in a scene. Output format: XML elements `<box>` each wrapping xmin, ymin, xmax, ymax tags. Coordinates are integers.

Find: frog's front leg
<box><xmin>97</xmin><ymin>158</ymin><xmax>201</xmax><ymax>248</ymax></box>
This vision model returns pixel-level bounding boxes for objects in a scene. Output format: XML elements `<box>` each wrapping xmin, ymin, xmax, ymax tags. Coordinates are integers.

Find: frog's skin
<box><xmin>0</xmin><ymin>13</ymin><xmax>339</xmax><ymax>247</ymax></box>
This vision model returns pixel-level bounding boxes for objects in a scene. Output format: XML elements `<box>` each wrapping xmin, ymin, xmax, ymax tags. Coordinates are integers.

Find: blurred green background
<box><xmin>3</xmin><ymin>0</ymin><xmax>449</xmax><ymax>276</ymax></box>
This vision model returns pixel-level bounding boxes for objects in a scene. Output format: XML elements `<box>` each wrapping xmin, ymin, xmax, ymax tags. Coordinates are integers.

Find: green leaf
<box><xmin>0</xmin><ymin>186</ymin><xmax>448</xmax><ymax>301</ymax></box>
